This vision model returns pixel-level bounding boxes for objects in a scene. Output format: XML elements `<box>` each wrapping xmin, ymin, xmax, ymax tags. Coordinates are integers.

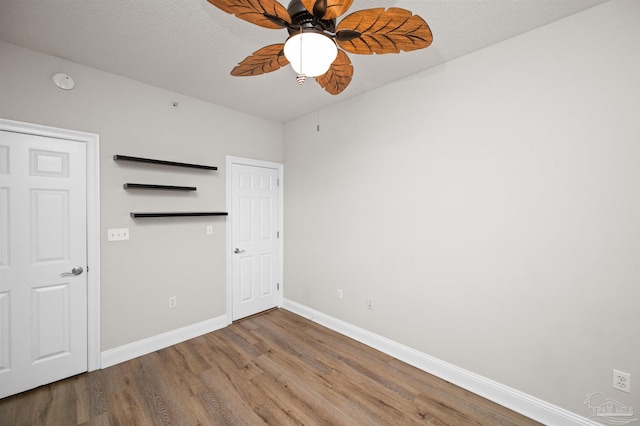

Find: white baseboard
<box><xmin>101</xmin><ymin>315</ymin><xmax>228</xmax><ymax>369</ymax></box>
<box><xmin>283</xmin><ymin>299</ymin><xmax>597</xmax><ymax>426</ymax></box>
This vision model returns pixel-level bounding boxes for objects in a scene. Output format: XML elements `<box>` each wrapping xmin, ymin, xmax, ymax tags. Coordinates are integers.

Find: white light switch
<box><xmin>206</xmin><ymin>225</ymin><xmax>213</xmax><ymax>235</ymax></box>
<box><xmin>108</xmin><ymin>228</ymin><xmax>129</xmax><ymax>241</ymax></box>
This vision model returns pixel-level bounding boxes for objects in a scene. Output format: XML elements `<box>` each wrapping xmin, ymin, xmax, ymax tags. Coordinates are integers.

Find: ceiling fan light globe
<box><xmin>284</xmin><ymin>32</ymin><xmax>337</xmax><ymax>77</ymax></box>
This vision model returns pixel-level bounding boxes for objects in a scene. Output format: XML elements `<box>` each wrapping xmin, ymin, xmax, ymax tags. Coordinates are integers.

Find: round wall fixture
<box><xmin>52</xmin><ymin>73</ymin><xmax>75</xmax><ymax>90</ymax></box>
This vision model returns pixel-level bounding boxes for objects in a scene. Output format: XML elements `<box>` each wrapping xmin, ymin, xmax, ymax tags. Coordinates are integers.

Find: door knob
<box><xmin>61</xmin><ymin>266</ymin><xmax>84</xmax><ymax>277</ymax></box>
<box><xmin>234</xmin><ymin>248</ymin><xmax>245</xmax><ymax>254</ymax></box>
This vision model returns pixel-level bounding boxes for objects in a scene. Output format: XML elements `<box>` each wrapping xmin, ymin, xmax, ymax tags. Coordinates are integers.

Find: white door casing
<box><xmin>0</xmin><ymin>119</ymin><xmax>100</xmax><ymax>398</ymax></box>
<box><xmin>226</xmin><ymin>157</ymin><xmax>283</xmax><ymax>322</ymax></box>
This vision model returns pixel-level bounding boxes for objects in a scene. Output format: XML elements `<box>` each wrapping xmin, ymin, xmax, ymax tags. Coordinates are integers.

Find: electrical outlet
<box><xmin>337</xmin><ymin>289</ymin><xmax>343</xmax><ymax>299</ymax></box>
<box><xmin>613</xmin><ymin>369</ymin><xmax>631</xmax><ymax>393</ymax></box>
<box><xmin>107</xmin><ymin>228</ymin><xmax>129</xmax><ymax>241</ymax></box>
<box><xmin>206</xmin><ymin>225</ymin><xmax>213</xmax><ymax>235</ymax></box>
<box><xmin>168</xmin><ymin>296</ymin><xmax>177</xmax><ymax>308</ymax></box>
<box><xmin>367</xmin><ymin>298</ymin><xmax>374</xmax><ymax>310</ymax></box>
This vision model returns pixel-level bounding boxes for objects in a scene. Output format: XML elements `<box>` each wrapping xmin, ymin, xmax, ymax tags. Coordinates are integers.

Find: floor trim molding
<box><xmin>101</xmin><ymin>315</ymin><xmax>228</xmax><ymax>368</ymax></box>
<box><xmin>283</xmin><ymin>299</ymin><xmax>597</xmax><ymax>426</ymax></box>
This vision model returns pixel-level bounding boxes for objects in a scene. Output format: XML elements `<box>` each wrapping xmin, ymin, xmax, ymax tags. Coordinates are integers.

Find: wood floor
<box><xmin>0</xmin><ymin>309</ymin><xmax>540</xmax><ymax>425</ymax></box>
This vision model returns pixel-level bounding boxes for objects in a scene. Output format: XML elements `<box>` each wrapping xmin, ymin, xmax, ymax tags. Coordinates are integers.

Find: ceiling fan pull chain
<box><xmin>296</xmin><ymin>27</ymin><xmax>306</xmax><ymax>85</ymax></box>
<box><xmin>299</xmin><ymin>27</ymin><xmax>304</xmax><ymax>78</ymax></box>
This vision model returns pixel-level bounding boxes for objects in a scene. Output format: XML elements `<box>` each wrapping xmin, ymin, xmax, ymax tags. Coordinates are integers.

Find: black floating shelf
<box><xmin>130</xmin><ymin>212</ymin><xmax>228</xmax><ymax>218</ymax></box>
<box><xmin>124</xmin><ymin>183</ymin><xmax>197</xmax><ymax>191</ymax></box>
<box><xmin>114</xmin><ymin>155</ymin><xmax>217</xmax><ymax>170</ymax></box>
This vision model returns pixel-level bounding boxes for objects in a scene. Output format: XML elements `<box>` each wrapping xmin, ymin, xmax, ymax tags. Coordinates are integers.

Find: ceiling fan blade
<box><xmin>315</xmin><ymin>49</ymin><xmax>353</xmax><ymax>95</ymax></box>
<box><xmin>336</xmin><ymin>8</ymin><xmax>432</xmax><ymax>54</ymax></box>
<box><xmin>207</xmin><ymin>0</ymin><xmax>291</xmax><ymax>29</ymax></box>
<box><xmin>300</xmin><ymin>0</ymin><xmax>354</xmax><ymax>20</ymax></box>
<box><xmin>231</xmin><ymin>44</ymin><xmax>289</xmax><ymax>76</ymax></box>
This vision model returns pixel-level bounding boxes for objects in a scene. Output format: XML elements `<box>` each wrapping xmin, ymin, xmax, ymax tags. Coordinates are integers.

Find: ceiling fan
<box><xmin>206</xmin><ymin>0</ymin><xmax>433</xmax><ymax>95</ymax></box>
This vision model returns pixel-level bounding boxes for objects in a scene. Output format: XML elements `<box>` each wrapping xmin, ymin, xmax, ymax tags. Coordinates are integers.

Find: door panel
<box><xmin>240</xmin><ymin>256</ymin><xmax>253</xmax><ymax>301</ymax></box>
<box><xmin>0</xmin><ymin>292</ymin><xmax>9</xmax><ymax>371</ymax></box>
<box><xmin>0</xmin><ymin>187</ymin><xmax>8</xmax><ymax>267</ymax></box>
<box><xmin>31</xmin><ymin>189</ymin><xmax>70</xmax><ymax>262</ymax></box>
<box><xmin>33</xmin><ymin>283</ymin><xmax>71</xmax><ymax>361</ymax></box>
<box><xmin>0</xmin><ymin>130</ymin><xmax>87</xmax><ymax>399</ymax></box>
<box><xmin>231</xmin><ymin>164</ymin><xmax>279</xmax><ymax>320</ymax></box>
<box><xmin>259</xmin><ymin>254</ymin><xmax>272</xmax><ymax>296</ymax></box>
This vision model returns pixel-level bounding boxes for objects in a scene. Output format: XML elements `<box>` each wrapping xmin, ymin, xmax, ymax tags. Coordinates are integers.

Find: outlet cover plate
<box><xmin>613</xmin><ymin>369</ymin><xmax>631</xmax><ymax>393</ymax></box>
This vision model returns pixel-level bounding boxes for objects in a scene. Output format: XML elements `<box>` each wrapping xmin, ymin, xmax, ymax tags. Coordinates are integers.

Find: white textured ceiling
<box><xmin>0</xmin><ymin>0</ymin><xmax>609</xmax><ymax>122</ymax></box>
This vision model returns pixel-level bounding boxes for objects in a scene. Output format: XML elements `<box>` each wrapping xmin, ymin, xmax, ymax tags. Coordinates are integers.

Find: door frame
<box><xmin>0</xmin><ymin>118</ymin><xmax>101</xmax><ymax>371</ymax></box>
<box><xmin>225</xmin><ymin>156</ymin><xmax>283</xmax><ymax>323</ymax></box>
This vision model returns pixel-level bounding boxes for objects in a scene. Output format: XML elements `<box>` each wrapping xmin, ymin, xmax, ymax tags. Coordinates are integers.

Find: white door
<box><xmin>0</xmin><ymin>130</ymin><xmax>88</xmax><ymax>399</ymax></box>
<box><xmin>231</xmin><ymin>164</ymin><xmax>280</xmax><ymax>320</ymax></box>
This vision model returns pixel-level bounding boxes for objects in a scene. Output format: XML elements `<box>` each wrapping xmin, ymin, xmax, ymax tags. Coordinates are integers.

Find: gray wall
<box><xmin>0</xmin><ymin>41</ymin><xmax>283</xmax><ymax>350</ymax></box>
<box><xmin>283</xmin><ymin>0</ymin><xmax>639</xmax><ymax>417</ymax></box>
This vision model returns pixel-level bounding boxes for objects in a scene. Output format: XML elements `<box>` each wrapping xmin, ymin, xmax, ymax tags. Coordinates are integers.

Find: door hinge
<box><xmin>277</xmin><ymin>283</ymin><xmax>280</xmax><ymax>290</ymax></box>
<box><xmin>277</xmin><ymin>178</ymin><xmax>280</xmax><ymax>187</ymax></box>
<box><xmin>277</xmin><ymin>231</ymin><xmax>280</xmax><ymax>239</ymax></box>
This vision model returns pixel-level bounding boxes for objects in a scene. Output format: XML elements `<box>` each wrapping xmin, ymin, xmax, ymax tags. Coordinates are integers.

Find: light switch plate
<box><xmin>108</xmin><ymin>228</ymin><xmax>129</xmax><ymax>241</ymax></box>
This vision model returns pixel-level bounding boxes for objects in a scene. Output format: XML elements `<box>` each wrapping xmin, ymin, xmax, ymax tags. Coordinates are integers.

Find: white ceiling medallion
<box><xmin>52</xmin><ymin>73</ymin><xmax>75</xmax><ymax>91</ymax></box>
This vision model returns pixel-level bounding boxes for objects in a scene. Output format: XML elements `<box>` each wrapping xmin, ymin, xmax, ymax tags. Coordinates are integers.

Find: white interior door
<box><xmin>231</xmin><ymin>163</ymin><xmax>280</xmax><ymax>320</ymax></box>
<box><xmin>0</xmin><ymin>130</ymin><xmax>88</xmax><ymax>399</ymax></box>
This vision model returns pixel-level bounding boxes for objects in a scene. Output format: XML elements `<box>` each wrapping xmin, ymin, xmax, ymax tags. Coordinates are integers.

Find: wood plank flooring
<box><xmin>0</xmin><ymin>309</ymin><xmax>540</xmax><ymax>425</ymax></box>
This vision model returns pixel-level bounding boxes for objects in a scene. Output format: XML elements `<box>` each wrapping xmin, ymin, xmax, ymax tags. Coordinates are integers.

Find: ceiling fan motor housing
<box><xmin>287</xmin><ymin>0</ymin><xmax>335</xmax><ymax>35</ymax></box>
